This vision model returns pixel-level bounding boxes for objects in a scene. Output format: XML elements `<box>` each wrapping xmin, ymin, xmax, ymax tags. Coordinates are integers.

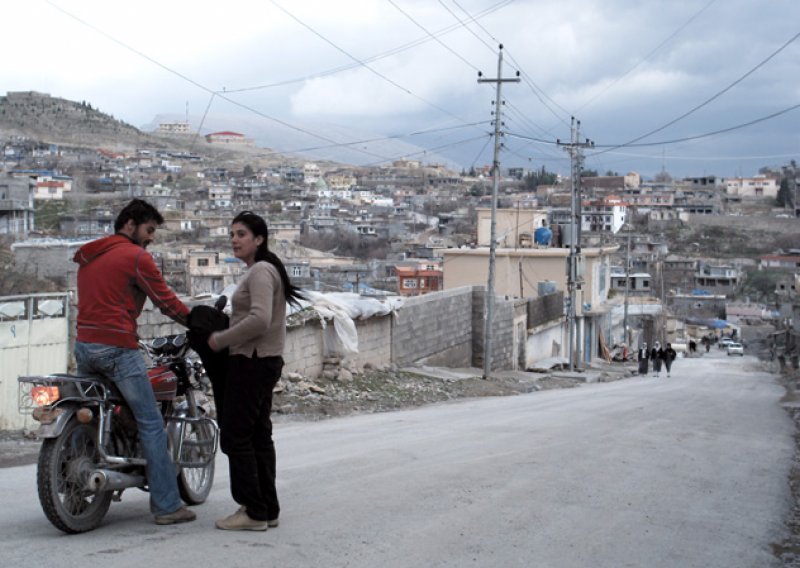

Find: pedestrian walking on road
<box><xmin>664</xmin><ymin>343</ymin><xmax>677</xmax><ymax>377</ymax></box>
<box><xmin>638</xmin><ymin>343</ymin><xmax>649</xmax><ymax>375</ymax></box>
<box><xmin>651</xmin><ymin>342</ymin><xmax>664</xmax><ymax>377</ymax></box>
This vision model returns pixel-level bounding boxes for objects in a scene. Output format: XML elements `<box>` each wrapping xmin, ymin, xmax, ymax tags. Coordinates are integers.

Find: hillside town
<box><xmin>1</xmin><ymin>91</ymin><xmax>799</xmax><ymax>405</ymax></box>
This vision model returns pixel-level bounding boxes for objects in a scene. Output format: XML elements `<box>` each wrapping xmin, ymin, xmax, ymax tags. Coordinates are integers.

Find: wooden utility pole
<box><xmin>477</xmin><ymin>44</ymin><xmax>519</xmax><ymax>380</ymax></box>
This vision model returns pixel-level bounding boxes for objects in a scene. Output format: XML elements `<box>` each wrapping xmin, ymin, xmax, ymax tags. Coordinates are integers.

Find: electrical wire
<box><xmin>224</xmin><ymin>0</ymin><xmax>514</xmax><ymax>93</ymax></box>
<box><xmin>385</xmin><ymin>0</ymin><xmax>479</xmax><ymax>72</ymax></box>
<box><xmin>446</xmin><ymin>0</ymin><xmax>572</xmax><ymax>128</ymax></box>
<box><xmin>605</xmin><ymin>29</ymin><xmax>800</xmax><ymax>152</ymax></box>
<box><xmin>591</xmin><ymin>102</ymin><xmax>800</xmax><ymax>151</ymax></box>
<box><xmin>574</xmin><ymin>0</ymin><xmax>717</xmax><ymax>115</ymax></box>
<box><xmin>44</xmin><ymin>0</ymin><xmax>392</xmax><ymax>162</ymax></box>
<box><xmin>269</xmin><ymin>0</ymin><xmax>475</xmax><ymax>127</ymax></box>
<box><xmin>362</xmin><ymin>134</ymin><xmax>492</xmax><ymax>167</ymax></box>
<box><xmin>267</xmin><ymin>120</ymin><xmax>492</xmax><ymax>156</ymax></box>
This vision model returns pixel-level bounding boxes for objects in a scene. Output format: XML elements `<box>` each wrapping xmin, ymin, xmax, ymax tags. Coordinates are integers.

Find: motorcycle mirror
<box><xmin>214</xmin><ymin>295</ymin><xmax>228</xmax><ymax>311</ymax></box>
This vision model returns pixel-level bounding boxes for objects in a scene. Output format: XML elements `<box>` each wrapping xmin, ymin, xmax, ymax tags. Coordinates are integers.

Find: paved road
<box><xmin>0</xmin><ymin>350</ymin><xmax>793</xmax><ymax>567</ymax></box>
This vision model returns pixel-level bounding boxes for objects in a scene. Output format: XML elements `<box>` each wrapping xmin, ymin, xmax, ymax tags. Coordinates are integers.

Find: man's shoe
<box><xmin>216</xmin><ymin>508</ymin><xmax>268</xmax><ymax>531</ymax></box>
<box><xmin>155</xmin><ymin>506</ymin><xmax>196</xmax><ymax>525</ymax></box>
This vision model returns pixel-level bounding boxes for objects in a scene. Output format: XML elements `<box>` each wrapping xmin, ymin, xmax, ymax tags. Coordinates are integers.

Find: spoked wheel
<box><xmin>37</xmin><ymin>418</ymin><xmax>112</xmax><ymax>534</ymax></box>
<box><xmin>176</xmin><ymin>416</ymin><xmax>216</xmax><ymax>504</ymax></box>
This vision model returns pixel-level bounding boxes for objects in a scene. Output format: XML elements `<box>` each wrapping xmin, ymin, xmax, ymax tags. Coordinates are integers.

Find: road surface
<box><xmin>0</xmin><ymin>350</ymin><xmax>793</xmax><ymax>567</ymax></box>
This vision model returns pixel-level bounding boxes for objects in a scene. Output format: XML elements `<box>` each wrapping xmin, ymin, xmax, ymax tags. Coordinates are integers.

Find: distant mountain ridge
<box><xmin>0</xmin><ymin>91</ymin><xmax>457</xmax><ymax>169</ymax></box>
<box><xmin>0</xmin><ymin>91</ymin><xmax>160</xmax><ymax>150</ymax></box>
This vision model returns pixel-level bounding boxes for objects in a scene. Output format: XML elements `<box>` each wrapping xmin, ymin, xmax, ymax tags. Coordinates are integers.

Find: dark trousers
<box><xmin>219</xmin><ymin>354</ymin><xmax>283</xmax><ymax>522</ymax></box>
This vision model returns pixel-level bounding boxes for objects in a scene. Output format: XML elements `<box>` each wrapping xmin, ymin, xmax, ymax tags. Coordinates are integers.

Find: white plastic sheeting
<box><xmin>297</xmin><ymin>292</ymin><xmax>404</xmax><ymax>355</ymax></box>
<box><xmin>211</xmin><ymin>286</ymin><xmax>404</xmax><ymax>355</ymax></box>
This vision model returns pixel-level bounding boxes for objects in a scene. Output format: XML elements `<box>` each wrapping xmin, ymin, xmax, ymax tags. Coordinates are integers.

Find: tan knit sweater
<box><xmin>212</xmin><ymin>261</ymin><xmax>286</xmax><ymax>358</ymax></box>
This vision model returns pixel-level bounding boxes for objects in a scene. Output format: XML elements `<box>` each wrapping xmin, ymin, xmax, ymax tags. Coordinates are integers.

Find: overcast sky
<box><xmin>4</xmin><ymin>0</ymin><xmax>799</xmax><ymax>178</ymax></box>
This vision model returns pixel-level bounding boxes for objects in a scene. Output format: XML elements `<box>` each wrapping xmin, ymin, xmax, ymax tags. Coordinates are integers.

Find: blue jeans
<box><xmin>75</xmin><ymin>342</ymin><xmax>183</xmax><ymax>516</ymax></box>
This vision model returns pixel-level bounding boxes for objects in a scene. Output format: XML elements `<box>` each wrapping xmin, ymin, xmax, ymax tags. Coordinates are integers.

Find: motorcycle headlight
<box><xmin>31</xmin><ymin>386</ymin><xmax>60</xmax><ymax>407</ymax></box>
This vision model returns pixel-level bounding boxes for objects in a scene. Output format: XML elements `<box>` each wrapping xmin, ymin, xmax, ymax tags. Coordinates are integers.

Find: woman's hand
<box><xmin>208</xmin><ymin>333</ymin><xmax>221</xmax><ymax>352</ymax></box>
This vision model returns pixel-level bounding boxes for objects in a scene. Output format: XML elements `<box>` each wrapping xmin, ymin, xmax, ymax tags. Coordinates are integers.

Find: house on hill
<box><xmin>205</xmin><ymin>131</ymin><xmax>253</xmax><ymax>145</ymax></box>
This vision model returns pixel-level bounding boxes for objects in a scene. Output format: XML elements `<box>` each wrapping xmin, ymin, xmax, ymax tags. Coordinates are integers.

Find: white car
<box><xmin>718</xmin><ymin>337</ymin><xmax>734</xmax><ymax>349</ymax></box>
<box><xmin>727</xmin><ymin>342</ymin><xmax>744</xmax><ymax>356</ymax></box>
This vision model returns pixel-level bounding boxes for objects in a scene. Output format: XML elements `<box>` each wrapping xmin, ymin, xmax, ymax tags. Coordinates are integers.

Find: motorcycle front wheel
<box><xmin>37</xmin><ymin>418</ymin><xmax>112</xmax><ymax>534</ymax></box>
<box><xmin>175</xmin><ymin>417</ymin><xmax>216</xmax><ymax>504</ymax></box>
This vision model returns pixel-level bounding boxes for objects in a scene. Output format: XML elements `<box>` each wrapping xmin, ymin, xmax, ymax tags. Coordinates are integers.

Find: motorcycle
<box><xmin>18</xmin><ymin>331</ymin><xmax>219</xmax><ymax>534</ymax></box>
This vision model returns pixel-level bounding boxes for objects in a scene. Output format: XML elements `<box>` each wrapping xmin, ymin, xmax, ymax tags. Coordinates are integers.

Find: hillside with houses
<box><xmin>1</xmin><ymin>91</ymin><xmax>799</xmax><ymax>375</ymax></box>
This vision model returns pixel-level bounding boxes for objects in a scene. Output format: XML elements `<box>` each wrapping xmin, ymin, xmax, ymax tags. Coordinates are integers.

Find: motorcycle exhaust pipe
<box><xmin>87</xmin><ymin>469</ymin><xmax>146</xmax><ymax>492</ymax></box>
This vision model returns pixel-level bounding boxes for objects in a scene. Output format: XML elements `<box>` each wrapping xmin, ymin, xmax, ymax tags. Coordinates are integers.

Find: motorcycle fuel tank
<box><xmin>148</xmin><ymin>365</ymin><xmax>178</xmax><ymax>401</ymax></box>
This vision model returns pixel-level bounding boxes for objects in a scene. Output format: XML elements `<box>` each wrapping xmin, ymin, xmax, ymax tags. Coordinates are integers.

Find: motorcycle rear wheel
<box><xmin>37</xmin><ymin>418</ymin><xmax>112</xmax><ymax>534</ymax></box>
<box><xmin>176</xmin><ymin>418</ymin><xmax>216</xmax><ymax>504</ymax></box>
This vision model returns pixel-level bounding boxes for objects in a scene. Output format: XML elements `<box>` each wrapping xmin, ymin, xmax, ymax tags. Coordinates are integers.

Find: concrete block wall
<box><xmin>135</xmin><ymin>285</ymin><xmax>515</xmax><ymax>377</ymax></box>
<box><xmin>487</xmin><ymin>298</ymin><xmax>515</xmax><ymax>371</ymax></box>
<box><xmin>392</xmin><ymin>286</ymin><xmax>475</xmax><ymax>367</ymax></box>
<box><xmin>470</xmin><ymin>288</ymin><xmax>522</xmax><ymax>371</ymax></box>
<box><xmin>528</xmin><ymin>292</ymin><xmax>565</xmax><ymax>329</ymax></box>
<box><xmin>137</xmin><ymin>306</ymin><xmax>186</xmax><ymax>341</ymax></box>
<box><xmin>283</xmin><ymin>320</ymin><xmax>325</xmax><ymax>377</ymax></box>
<box><xmin>347</xmin><ymin>316</ymin><xmax>392</xmax><ymax>369</ymax></box>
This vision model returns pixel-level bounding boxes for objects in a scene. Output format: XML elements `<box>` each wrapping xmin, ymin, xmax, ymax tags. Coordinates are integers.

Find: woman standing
<box><xmin>209</xmin><ymin>211</ymin><xmax>304</xmax><ymax>531</ymax></box>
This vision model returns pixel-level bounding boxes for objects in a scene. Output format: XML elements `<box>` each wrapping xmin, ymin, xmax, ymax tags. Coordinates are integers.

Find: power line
<box><xmin>573</xmin><ymin>0</ymin><xmax>718</xmax><ymax>115</ymax></box>
<box><xmin>268</xmin><ymin>120</ymin><xmax>492</xmax><ymax>156</ymax></box>
<box><xmin>43</xmin><ymin>0</ymin><xmax>394</xmax><ymax>163</ymax></box>
<box><xmin>446</xmin><ymin>0</ymin><xmax>572</xmax><ymax>128</ymax></box>
<box><xmin>385</xmin><ymin>0</ymin><xmax>480</xmax><ymax>72</ymax></box>
<box><xmin>591</xmin><ymin>102</ymin><xmax>800</xmax><ymax>151</ymax></box>
<box><xmin>269</xmin><ymin>0</ymin><xmax>475</xmax><ymax>127</ymax></box>
<box><xmin>224</xmin><ymin>0</ymin><xmax>514</xmax><ymax>93</ymax></box>
<box><xmin>605</xmin><ymin>29</ymin><xmax>800</xmax><ymax>153</ymax></box>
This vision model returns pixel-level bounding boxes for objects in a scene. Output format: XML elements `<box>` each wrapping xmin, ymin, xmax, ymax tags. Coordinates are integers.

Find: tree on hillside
<box><xmin>580</xmin><ymin>169</ymin><xmax>599</xmax><ymax>178</ymax></box>
<box><xmin>523</xmin><ymin>166</ymin><xmax>558</xmax><ymax>190</ymax></box>
<box><xmin>654</xmin><ymin>170</ymin><xmax>673</xmax><ymax>183</ymax></box>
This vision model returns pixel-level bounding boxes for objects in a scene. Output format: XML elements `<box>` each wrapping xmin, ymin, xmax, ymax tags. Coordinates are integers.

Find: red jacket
<box><xmin>74</xmin><ymin>234</ymin><xmax>189</xmax><ymax>349</ymax></box>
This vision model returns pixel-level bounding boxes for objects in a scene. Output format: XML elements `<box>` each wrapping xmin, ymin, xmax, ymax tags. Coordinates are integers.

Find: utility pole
<box><xmin>622</xmin><ymin>225</ymin><xmax>631</xmax><ymax>346</ymax></box>
<box><xmin>478</xmin><ymin>44</ymin><xmax>519</xmax><ymax>380</ymax></box>
<box><xmin>557</xmin><ymin>118</ymin><xmax>593</xmax><ymax>371</ymax></box>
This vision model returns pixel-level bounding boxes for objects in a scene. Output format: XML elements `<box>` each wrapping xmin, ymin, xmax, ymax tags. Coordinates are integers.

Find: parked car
<box><xmin>718</xmin><ymin>337</ymin><xmax>734</xmax><ymax>349</ymax></box>
<box><xmin>727</xmin><ymin>342</ymin><xmax>744</xmax><ymax>356</ymax></box>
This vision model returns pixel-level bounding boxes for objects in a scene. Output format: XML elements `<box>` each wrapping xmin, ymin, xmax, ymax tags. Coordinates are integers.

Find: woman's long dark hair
<box><xmin>232</xmin><ymin>211</ymin><xmax>305</xmax><ymax>307</ymax></box>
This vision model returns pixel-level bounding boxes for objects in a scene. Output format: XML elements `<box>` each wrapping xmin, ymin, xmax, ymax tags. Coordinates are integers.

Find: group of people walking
<box><xmin>73</xmin><ymin>199</ymin><xmax>301</xmax><ymax>531</ymax></box>
<box><xmin>637</xmin><ymin>341</ymin><xmax>677</xmax><ymax>378</ymax></box>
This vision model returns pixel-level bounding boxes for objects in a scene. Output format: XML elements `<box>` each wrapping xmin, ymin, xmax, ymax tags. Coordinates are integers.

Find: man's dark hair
<box><xmin>114</xmin><ymin>199</ymin><xmax>164</xmax><ymax>232</ymax></box>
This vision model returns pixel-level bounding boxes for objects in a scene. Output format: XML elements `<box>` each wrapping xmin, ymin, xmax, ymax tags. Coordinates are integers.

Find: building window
<box><xmin>292</xmin><ymin>266</ymin><xmax>302</xmax><ymax>277</ymax></box>
<box><xmin>197</xmin><ymin>258</ymin><xmax>209</xmax><ymax>267</ymax></box>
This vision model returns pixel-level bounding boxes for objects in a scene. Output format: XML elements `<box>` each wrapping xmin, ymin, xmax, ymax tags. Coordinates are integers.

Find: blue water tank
<box><xmin>534</xmin><ymin>226</ymin><xmax>552</xmax><ymax>245</ymax></box>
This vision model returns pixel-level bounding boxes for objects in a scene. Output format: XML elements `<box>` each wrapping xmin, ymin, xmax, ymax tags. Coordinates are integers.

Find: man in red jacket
<box><xmin>73</xmin><ymin>199</ymin><xmax>195</xmax><ymax>526</ymax></box>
